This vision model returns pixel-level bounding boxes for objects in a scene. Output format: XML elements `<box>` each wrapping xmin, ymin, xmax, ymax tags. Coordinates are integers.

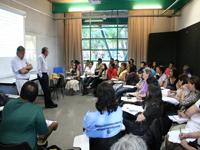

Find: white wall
<box><xmin>175</xmin><ymin>0</ymin><xmax>200</xmax><ymax>31</ymax></box>
<box><xmin>0</xmin><ymin>0</ymin><xmax>65</xmax><ymax>73</ymax></box>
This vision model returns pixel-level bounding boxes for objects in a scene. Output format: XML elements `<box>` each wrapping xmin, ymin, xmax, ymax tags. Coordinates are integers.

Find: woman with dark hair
<box><xmin>179</xmin><ymin>76</ymin><xmax>200</xmax><ymax>110</ymax></box>
<box><xmin>65</xmin><ymin>60</ymin><xmax>81</xmax><ymax>95</ymax></box>
<box><xmin>107</xmin><ymin>63</ymin><xmax>118</xmax><ymax>80</ymax></box>
<box><xmin>83</xmin><ymin>82</ymin><xmax>123</xmax><ymax>138</ymax></box>
<box><xmin>123</xmin><ymin>84</ymin><xmax>163</xmax><ymax>136</ymax></box>
<box><xmin>118</xmin><ymin>62</ymin><xmax>128</xmax><ymax>81</ymax></box>
<box><xmin>164</xmin><ymin>68</ymin><xmax>178</xmax><ymax>90</ymax></box>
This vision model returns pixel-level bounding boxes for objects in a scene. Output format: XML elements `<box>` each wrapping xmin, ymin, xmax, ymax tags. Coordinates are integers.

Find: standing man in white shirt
<box><xmin>37</xmin><ymin>47</ymin><xmax>57</xmax><ymax>108</ymax></box>
<box><xmin>11</xmin><ymin>46</ymin><xmax>32</xmax><ymax>94</ymax></box>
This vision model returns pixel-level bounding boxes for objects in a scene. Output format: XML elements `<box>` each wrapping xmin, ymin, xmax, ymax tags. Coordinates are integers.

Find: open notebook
<box><xmin>162</xmin><ymin>96</ymin><xmax>179</xmax><ymax>105</ymax></box>
<box><xmin>168</xmin><ymin>115</ymin><xmax>188</xmax><ymax>124</ymax></box>
<box><xmin>168</xmin><ymin>128</ymin><xmax>196</xmax><ymax>143</ymax></box>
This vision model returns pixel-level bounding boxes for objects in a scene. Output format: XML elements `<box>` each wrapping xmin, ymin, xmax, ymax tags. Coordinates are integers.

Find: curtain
<box><xmin>128</xmin><ymin>10</ymin><xmax>159</xmax><ymax>67</ymax></box>
<box><xmin>65</xmin><ymin>12</ymin><xmax>82</xmax><ymax>70</ymax></box>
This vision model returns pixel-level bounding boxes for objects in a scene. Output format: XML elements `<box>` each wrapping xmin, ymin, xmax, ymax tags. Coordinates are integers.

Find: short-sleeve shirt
<box><xmin>83</xmin><ymin>107</ymin><xmax>123</xmax><ymax>138</ymax></box>
<box><xmin>11</xmin><ymin>56</ymin><xmax>30</xmax><ymax>80</ymax></box>
<box><xmin>186</xmin><ymin>99</ymin><xmax>200</xmax><ymax>132</ymax></box>
<box><xmin>0</xmin><ymin>99</ymin><xmax>48</xmax><ymax>150</ymax></box>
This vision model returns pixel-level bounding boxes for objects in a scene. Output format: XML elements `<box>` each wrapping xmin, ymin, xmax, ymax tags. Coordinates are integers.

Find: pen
<box><xmin>179</xmin><ymin>127</ymin><xmax>182</xmax><ymax>134</ymax></box>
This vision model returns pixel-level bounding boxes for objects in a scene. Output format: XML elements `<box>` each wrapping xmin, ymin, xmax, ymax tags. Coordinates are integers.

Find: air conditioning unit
<box><xmin>88</xmin><ymin>0</ymin><xmax>101</xmax><ymax>4</ymax></box>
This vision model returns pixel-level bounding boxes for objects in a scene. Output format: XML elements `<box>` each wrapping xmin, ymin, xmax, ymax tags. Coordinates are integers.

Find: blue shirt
<box><xmin>83</xmin><ymin>107</ymin><xmax>123</xmax><ymax>138</ymax></box>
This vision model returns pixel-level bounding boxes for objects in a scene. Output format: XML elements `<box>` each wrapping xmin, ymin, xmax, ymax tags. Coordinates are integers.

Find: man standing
<box><xmin>11</xmin><ymin>46</ymin><xmax>32</xmax><ymax>94</ymax></box>
<box><xmin>37</xmin><ymin>47</ymin><xmax>57</xmax><ymax>108</ymax></box>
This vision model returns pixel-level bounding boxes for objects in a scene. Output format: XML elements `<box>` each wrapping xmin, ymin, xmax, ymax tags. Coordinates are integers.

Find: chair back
<box><xmin>53</xmin><ymin>67</ymin><xmax>65</xmax><ymax>74</ymax></box>
<box><xmin>89</xmin><ymin>132</ymin><xmax>124</xmax><ymax>150</ymax></box>
<box><xmin>0</xmin><ymin>142</ymin><xmax>32</xmax><ymax>150</ymax></box>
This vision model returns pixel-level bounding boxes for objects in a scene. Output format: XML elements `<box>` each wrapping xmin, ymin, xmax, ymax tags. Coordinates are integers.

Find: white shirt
<box><xmin>37</xmin><ymin>54</ymin><xmax>48</xmax><ymax>77</ymax></box>
<box><xmin>85</xmin><ymin>66</ymin><xmax>95</xmax><ymax>75</ymax></box>
<box><xmin>186</xmin><ymin>99</ymin><xmax>200</xmax><ymax>132</ymax></box>
<box><xmin>158</xmin><ymin>73</ymin><xmax>167</xmax><ymax>85</ymax></box>
<box><xmin>11</xmin><ymin>56</ymin><xmax>30</xmax><ymax>80</ymax></box>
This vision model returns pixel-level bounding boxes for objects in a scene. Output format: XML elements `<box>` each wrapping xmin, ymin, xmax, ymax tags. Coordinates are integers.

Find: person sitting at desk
<box><xmin>83</xmin><ymin>82</ymin><xmax>123</xmax><ymax>139</ymax></box>
<box><xmin>65</xmin><ymin>60</ymin><xmax>81</xmax><ymax>95</ymax></box>
<box><xmin>11</xmin><ymin>46</ymin><xmax>33</xmax><ymax>94</ymax></box>
<box><xmin>0</xmin><ymin>81</ymin><xmax>58</xmax><ymax>150</ymax></box>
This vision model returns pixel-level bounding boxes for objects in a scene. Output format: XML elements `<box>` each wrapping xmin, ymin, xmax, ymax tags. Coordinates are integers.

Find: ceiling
<box><xmin>50</xmin><ymin>0</ymin><xmax>191</xmax><ymax>13</ymax></box>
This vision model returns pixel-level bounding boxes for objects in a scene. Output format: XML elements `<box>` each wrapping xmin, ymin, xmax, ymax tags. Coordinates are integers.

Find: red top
<box><xmin>107</xmin><ymin>68</ymin><xmax>118</xmax><ymax>80</ymax></box>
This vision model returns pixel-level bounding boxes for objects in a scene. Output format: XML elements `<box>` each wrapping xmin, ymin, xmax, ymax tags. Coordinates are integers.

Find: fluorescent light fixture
<box><xmin>68</xmin><ymin>6</ymin><xmax>94</xmax><ymax>12</ymax></box>
<box><xmin>84</xmin><ymin>19</ymin><xmax>103</xmax><ymax>22</ymax></box>
<box><xmin>133</xmin><ymin>4</ymin><xmax>162</xmax><ymax>9</ymax></box>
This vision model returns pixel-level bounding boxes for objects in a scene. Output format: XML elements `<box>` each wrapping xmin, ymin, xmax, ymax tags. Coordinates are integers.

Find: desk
<box><xmin>0</xmin><ymin>74</ymin><xmax>38</xmax><ymax>94</ymax></box>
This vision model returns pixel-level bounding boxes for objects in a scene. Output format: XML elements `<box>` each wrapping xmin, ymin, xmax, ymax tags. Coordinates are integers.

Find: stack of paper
<box><xmin>121</xmin><ymin>96</ymin><xmax>139</xmax><ymax>103</ymax></box>
<box><xmin>122</xmin><ymin>104</ymin><xmax>144</xmax><ymax>115</ymax></box>
<box><xmin>168</xmin><ymin>115</ymin><xmax>188</xmax><ymax>124</ymax></box>
<box><xmin>168</xmin><ymin>129</ymin><xmax>196</xmax><ymax>143</ymax></box>
<box><xmin>162</xmin><ymin>96</ymin><xmax>179</xmax><ymax>105</ymax></box>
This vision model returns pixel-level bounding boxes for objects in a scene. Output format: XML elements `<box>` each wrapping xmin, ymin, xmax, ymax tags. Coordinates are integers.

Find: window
<box><xmin>82</xmin><ymin>24</ymin><xmax>128</xmax><ymax>62</ymax></box>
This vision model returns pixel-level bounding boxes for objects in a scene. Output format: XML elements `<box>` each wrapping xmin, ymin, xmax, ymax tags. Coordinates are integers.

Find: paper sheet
<box><xmin>126</xmin><ymin>92</ymin><xmax>138</xmax><ymax>97</ymax></box>
<box><xmin>122</xmin><ymin>104</ymin><xmax>144</xmax><ymax>115</ymax></box>
<box><xmin>168</xmin><ymin>129</ymin><xmax>196</xmax><ymax>143</ymax></box>
<box><xmin>121</xmin><ymin>96</ymin><xmax>139</xmax><ymax>103</ymax></box>
<box><xmin>46</xmin><ymin>120</ymin><xmax>57</xmax><ymax>127</ymax></box>
<box><xmin>168</xmin><ymin>115</ymin><xmax>188</xmax><ymax>124</ymax></box>
<box><xmin>6</xmin><ymin>94</ymin><xmax>20</xmax><ymax>99</ymax></box>
<box><xmin>161</xmin><ymin>89</ymin><xmax>170</xmax><ymax>96</ymax></box>
<box><xmin>123</xmin><ymin>85</ymin><xmax>136</xmax><ymax>89</ymax></box>
<box><xmin>73</xmin><ymin>134</ymin><xmax>89</xmax><ymax>150</ymax></box>
<box><xmin>162</xmin><ymin>96</ymin><xmax>179</xmax><ymax>105</ymax></box>
<box><xmin>0</xmin><ymin>106</ymin><xmax>4</xmax><ymax>111</ymax></box>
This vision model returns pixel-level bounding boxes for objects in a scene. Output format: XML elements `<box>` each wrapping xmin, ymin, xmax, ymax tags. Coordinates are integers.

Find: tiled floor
<box><xmin>37</xmin><ymin>95</ymin><xmax>96</xmax><ymax>149</ymax></box>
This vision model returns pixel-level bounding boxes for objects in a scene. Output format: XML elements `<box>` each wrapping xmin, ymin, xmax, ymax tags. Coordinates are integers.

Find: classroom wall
<box><xmin>175</xmin><ymin>0</ymin><xmax>200</xmax><ymax>31</ymax></box>
<box><xmin>0</xmin><ymin>0</ymin><xmax>65</xmax><ymax>72</ymax></box>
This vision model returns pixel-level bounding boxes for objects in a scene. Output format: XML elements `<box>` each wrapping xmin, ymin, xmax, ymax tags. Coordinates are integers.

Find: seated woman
<box><xmin>117</xmin><ymin>62</ymin><xmax>128</xmax><ymax>81</ymax></box>
<box><xmin>156</xmin><ymin>65</ymin><xmax>167</xmax><ymax>87</ymax></box>
<box><xmin>123</xmin><ymin>84</ymin><xmax>162</xmax><ymax>136</ymax></box>
<box><xmin>164</xmin><ymin>68</ymin><xmax>178</xmax><ymax>90</ymax></box>
<box><xmin>179</xmin><ymin>76</ymin><xmax>200</xmax><ymax>111</ymax></box>
<box><xmin>89</xmin><ymin>63</ymin><xmax>108</xmax><ymax>90</ymax></box>
<box><xmin>134</xmin><ymin>67</ymin><xmax>157</xmax><ymax>99</ymax></box>
<box><xmin>83</xmin><ymin>82</ymin><xmax>123</xmax><ymax>150</ymax></box>
<box><xmin>65</xmin><ymin>60</ymin><xmax>81</xmax><ymax>95</ymax></box>
<box><xmin>107</xmin><ymin>63</ymin><xmax>118</xmax><ymax>80</ymax></box>
<box><xmin>168</xmin><ymin>74</ymin><xmax>189</xmax><ymax>101</ymax></box>
<box><xmin>166</xmin><ymin>99</ymin><xmax>200</xmax><ymax>150</ymax></box>
<box><xmin>0</xmin><ymin>81</ymin><xmax>58</xmax><ymax>150</ymax></box>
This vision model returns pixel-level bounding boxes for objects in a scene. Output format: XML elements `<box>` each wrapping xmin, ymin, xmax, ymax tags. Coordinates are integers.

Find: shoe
<box><xmin>45</xmin><ymin>103</ymin><xmax>58</xmax><ymax>108</ymax></box>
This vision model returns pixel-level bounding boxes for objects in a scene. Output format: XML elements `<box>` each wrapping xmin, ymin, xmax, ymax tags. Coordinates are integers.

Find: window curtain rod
<box><xmin>53</xmin><ymin>14</ymin><xmax>180</xmax><ymax>20</ymax></box>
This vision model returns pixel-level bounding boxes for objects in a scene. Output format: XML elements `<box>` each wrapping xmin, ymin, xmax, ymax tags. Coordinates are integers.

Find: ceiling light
<box><xmin>133</xmin><ymin>4</ymin><xmax>162</xmax><ymax>9</ymax></box>
<box><xmin>68</xmin><ymin>6</ymin><xmax>94</xmax><ymax>12</ymax></box>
